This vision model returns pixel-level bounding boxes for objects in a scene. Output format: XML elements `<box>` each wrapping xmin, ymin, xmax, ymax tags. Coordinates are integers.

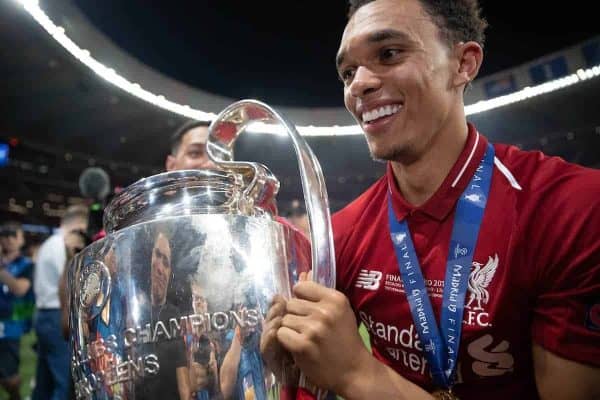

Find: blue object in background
<box><xmin>0</xmin><ymin>142</ymin><xmax>8</xmax><ymax>167</ymax></box>
<box><xmin>582</xmin><ymin>39</ymin><xmax>600</xmax><ymax>68</ymax></box>
<box><xmin>529</xmin><ymin>56</ymin><xmax>569</xmax><ymax>84</ymax></box>
<box><xmin>484</xmin><ymin>74</ymin><xmax>517</xmax><ymax>98</ymax></box>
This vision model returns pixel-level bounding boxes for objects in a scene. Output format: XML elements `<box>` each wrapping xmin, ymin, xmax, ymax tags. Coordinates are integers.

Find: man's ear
<box><xmin>165</xmin><ymin>155</ymin><xmax>176</xmax><ymax>171</ymax></box>
<box><xmin>453</xmin><ymin>41</ymin><xmax>483</xmax><ymax>89</ymax></box>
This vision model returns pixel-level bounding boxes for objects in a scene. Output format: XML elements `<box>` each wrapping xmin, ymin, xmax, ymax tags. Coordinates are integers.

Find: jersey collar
<box><xmin>387</xmin><ymin>123</ymin><xmax>489</xmax><ymax>222</ymax></box>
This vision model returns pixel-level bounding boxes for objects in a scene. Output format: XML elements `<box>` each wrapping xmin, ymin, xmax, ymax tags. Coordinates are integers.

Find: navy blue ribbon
<box><xmin>387</xmin><ymin>143</ymin><xmax>494</xmax><ymax>388</ymax></box>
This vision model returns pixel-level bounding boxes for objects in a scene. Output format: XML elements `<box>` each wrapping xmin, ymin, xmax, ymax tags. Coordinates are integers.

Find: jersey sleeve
<box><xmin>530</xmin><ymin>169</ymin><xmax>600</xmax><ymax>367</ymax></box>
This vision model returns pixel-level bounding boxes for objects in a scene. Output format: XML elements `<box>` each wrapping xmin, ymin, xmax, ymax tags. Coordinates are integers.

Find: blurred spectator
<box><xmin>286</xmin><ymin>199</ymin><xmax>309</xmax><ymax>237</ymax></box>
<box><xmin>33</xmin><ymin>205</ymin><xmax>88</xmax><ymax>400</ymax></box>
<box><xmin>166</xmin><ymin>120</ymin><xmax>216</xmax><ymax>171</ymax></box>
<box><xmin>0</xmin><ymin>221</ymin><xmax>35</xmax><ymax>400</ymax></box>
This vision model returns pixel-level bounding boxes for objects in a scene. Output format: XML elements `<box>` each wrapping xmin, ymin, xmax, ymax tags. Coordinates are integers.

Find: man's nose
<box><xmin>349</xmin><ymin>66</ymin><xmax>381</xmax><ymax>98</ymax></box>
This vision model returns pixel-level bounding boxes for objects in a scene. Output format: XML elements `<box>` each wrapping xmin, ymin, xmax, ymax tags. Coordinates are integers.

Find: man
<box><xmin>166</xmin><ymin>120</ymin><xmax>216</xmax><ymax>171</ymax></box>
<box><xmin>0</xmin><ymin>222</ymin><xmax>35</xmax><ymax>400</ymax></box>
<box><xmin>262</xmin><ymin>1</ymin><xmax>600</xmax><ymax>399</ymax></box>
<box><xmin>136</xmin><ymin>228</ymin><xmax>191</xmax><ymax>400</ymax></box>
<box><xmin>33</xmin><ymin>205</ymin><xmax>88</xmax><ymax>400</ymax></box>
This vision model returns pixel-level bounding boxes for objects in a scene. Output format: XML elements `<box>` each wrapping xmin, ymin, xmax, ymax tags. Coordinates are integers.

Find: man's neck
<box><xmin>390</xmin><ymin>120</ymin><xmax>469</xmax><ymax>207</ymax></box>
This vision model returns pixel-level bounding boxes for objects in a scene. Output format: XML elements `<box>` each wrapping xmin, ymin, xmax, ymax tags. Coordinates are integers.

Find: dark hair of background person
<box><xmin>169</xmin><ymin>120</ymin><xmax>211</xmax><ymax>156</ymax></box>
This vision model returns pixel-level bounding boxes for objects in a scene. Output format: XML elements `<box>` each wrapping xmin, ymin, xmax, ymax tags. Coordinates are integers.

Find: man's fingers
<box><xmin>277</xmin><ymin>326</ymin><xmax>315</xmax><ymax>358</ymax></box>
<box><xmin>270</xmin><ymin>294</ymin><xmax>287</xmax><ymax>306</ymax></box>
<box><xmin>298</xmin><ymin>270</ymin><xmax>313</xmax><ymax>282</ymax></box>
<box><xmin>261</xmin><ymin>319</ymin><xmax>282</xmax><ymax>352</ymax></box>
<box><xmin>293</xmin><ymin>280</ymin><xmax>332</xmax><ymax>302</ymax></box>
<box><xmin>263</xmin><ymin>315</ymin><xmax>282</xmax><ymax>334</ymax></box>
<box><xmin>280</xmin><ymin>313</ymin><xmax>307</xmax><ymax>333</ymax></box>
<box><xmin>266</xmin><ymin>297</ymin><xmax>287</xmax><ymax>321</ymax></box>
<box><xmin>286</xmin><ymin>298</ymin><xmax>315</xmax><ymax>316</ymax></box>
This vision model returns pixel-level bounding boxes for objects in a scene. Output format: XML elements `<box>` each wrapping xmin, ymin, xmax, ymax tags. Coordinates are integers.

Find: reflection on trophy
<box><xmin>68</xmin><ymin>100</ymin><xmax>335</xmax><ymax>399</ymax></box>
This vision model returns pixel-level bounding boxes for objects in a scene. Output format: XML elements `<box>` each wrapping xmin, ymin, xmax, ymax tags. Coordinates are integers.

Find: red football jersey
<box><xmin>332</xmin><ymin>124</ymin><xmax>600</xmax><ymax>399</ymax></box>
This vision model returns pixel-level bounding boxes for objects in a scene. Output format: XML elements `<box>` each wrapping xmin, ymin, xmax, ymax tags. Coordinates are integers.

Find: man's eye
<box><xmin>381</xmin><ymin>48</ymin><xmax>402</xmax><ymax>61</ymax></box>
<box><xmin>340</xmin><ymin>68</ymin><xmax>356</xmax><ymax>83</ymax></box>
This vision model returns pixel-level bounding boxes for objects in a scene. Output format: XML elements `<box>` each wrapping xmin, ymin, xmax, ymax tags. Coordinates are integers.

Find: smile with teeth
<box><xmin>362</xmin><ymin>104</ymin><xmax>402</xmax><ymax>124</ymax></box>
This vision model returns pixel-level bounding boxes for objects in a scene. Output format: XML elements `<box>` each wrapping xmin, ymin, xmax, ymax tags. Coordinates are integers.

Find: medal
<box><xmin>388</xmin><ymin>142</ymin><xmax>495</xmax><ymax>391</ymax></box>
<box><xmin>431</xmin><ymin>388</ymin><xmax>460</xmax><ymax>400</ymax></box>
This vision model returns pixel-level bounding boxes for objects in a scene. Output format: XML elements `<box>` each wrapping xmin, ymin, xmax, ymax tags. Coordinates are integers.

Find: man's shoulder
<box><xmin>37</xmin><ymin>232</ymin><xmax>65</xmax><ymax>259</ymax></box>
<box><xmin>493</xmin><ymin>142</ymin><xmax>600</xmax><ymax>229</ymax></box>
<box><xmin>494</xmin><ymin>142</ymin><xmax>600</xmax><ymax>198</ymax></box>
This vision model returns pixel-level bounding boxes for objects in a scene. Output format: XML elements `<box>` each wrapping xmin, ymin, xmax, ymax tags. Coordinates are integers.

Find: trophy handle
<box><xmin>207</xmin><ymin>99</ymin><xmax>336</xmax><ymax>289</ymax></box>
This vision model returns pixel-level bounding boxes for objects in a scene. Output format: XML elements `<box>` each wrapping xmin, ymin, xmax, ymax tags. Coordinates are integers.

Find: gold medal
<box><xmin>431</xmin><ymin>388</ymin><xmax>460</xmax><ymax>400</ymax></box>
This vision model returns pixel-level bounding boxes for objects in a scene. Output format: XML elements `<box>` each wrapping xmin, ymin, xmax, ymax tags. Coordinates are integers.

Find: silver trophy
<box><xmin>68</xmin><ymin>100</ymin><xmax>335</xmax><ymax>400</ymax></box>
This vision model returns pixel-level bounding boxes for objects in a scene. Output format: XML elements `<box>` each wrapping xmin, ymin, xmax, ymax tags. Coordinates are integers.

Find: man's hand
<box><xmin>262</xmin><ymin>279</ymin><xmax>433</xmax><ymax>400</ymax></box>
<box><xmin>276</xmin><ymin>281</ymin><xmax>371</xmax><ymax>394</ymax></box>
<box><xmin>0</xmin><ymin>266</ymin><xmax>31</xmax><ymax>297</ymax></box>
<box><xmin>260</xmin><ymin>295</ymin><xmax>298</xmax><ymax>384</ymax></box>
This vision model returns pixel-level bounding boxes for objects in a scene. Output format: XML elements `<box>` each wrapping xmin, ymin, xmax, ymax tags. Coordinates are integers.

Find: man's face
<box><xmin>151</xmin><ymin>233</ymin><xmax>172</xmax><ymax>305</ymax></box>
<box><xmin>337</xmin><ymin>0</ymin><xmax>459</xmax><ymax>162</ymax></box>
<box><xmin>64</xmin><ymin>218</ymin><xmax>88</xmax><ymax>238</ymax></box>
<box><xmin>165</xmin><ymin>126</ymin><xmax>216</xmax><ymax>171</ymax></box>
<box><xmin>0</xmin><ymin>229</ymin><xmax>24</xmax><ymax>254</ymax></box>
<box><xmin>68</xmin><ymin>219</ymin><xmax>88</xmax><ymax>234</ymax></box>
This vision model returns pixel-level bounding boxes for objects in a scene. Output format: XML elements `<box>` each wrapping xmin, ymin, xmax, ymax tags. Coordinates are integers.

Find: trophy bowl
<box><xmin>68</xmin><ymin>100</ymin><xmax>335</xmax><ymax>400</ymax></box>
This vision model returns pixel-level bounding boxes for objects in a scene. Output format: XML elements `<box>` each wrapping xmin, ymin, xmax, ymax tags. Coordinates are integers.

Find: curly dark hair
<box><xmin>347</xmin><ymin>0</ymin><xmax>488</xmax><ymax>48</ymax></box>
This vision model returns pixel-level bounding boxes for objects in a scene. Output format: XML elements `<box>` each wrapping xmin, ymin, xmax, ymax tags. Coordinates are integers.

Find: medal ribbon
<box><xmin>387</xmin><ymin>143</ymin><xmax>494</xmax><ymax>388</ymax></box>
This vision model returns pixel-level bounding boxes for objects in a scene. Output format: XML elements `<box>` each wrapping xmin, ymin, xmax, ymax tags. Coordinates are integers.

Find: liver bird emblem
<box><xmin>466</xmin><ymin>254</ymin><xmax>499</xmax><ymax>310</ymax></box>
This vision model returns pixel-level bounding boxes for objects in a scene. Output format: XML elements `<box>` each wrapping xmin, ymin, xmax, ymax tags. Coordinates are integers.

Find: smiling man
<box><xmin>261</xmin><ymin>0</ymin><xmax>600</xmax><ymax>399</ymax></box>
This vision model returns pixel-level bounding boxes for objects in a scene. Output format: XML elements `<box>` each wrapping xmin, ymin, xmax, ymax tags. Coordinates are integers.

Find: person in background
<box><xmin>33</xmin><ymin>205</ymin><xmax>88</xmax><ymax>400</ymax></box>
<box><xmin>0</xmin><ymin>221</ymin><xmax>35</xmax><ymax>400</ymax></box>
<box><xmin>285</xmin><ymin>200</ymin><xmax>310</xmax><ymax>238</ymax></box>
<box><xmin>166</xmin><ymin>120</ymin><xmax>216</xmax><ymax>171</ymax></box>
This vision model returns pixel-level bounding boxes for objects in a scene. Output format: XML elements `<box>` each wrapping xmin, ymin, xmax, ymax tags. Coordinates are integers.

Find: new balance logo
<box><xmin>356</xmin><ymin>270</ymin><xmax>383</xmax><ymax>290</ymax></box>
